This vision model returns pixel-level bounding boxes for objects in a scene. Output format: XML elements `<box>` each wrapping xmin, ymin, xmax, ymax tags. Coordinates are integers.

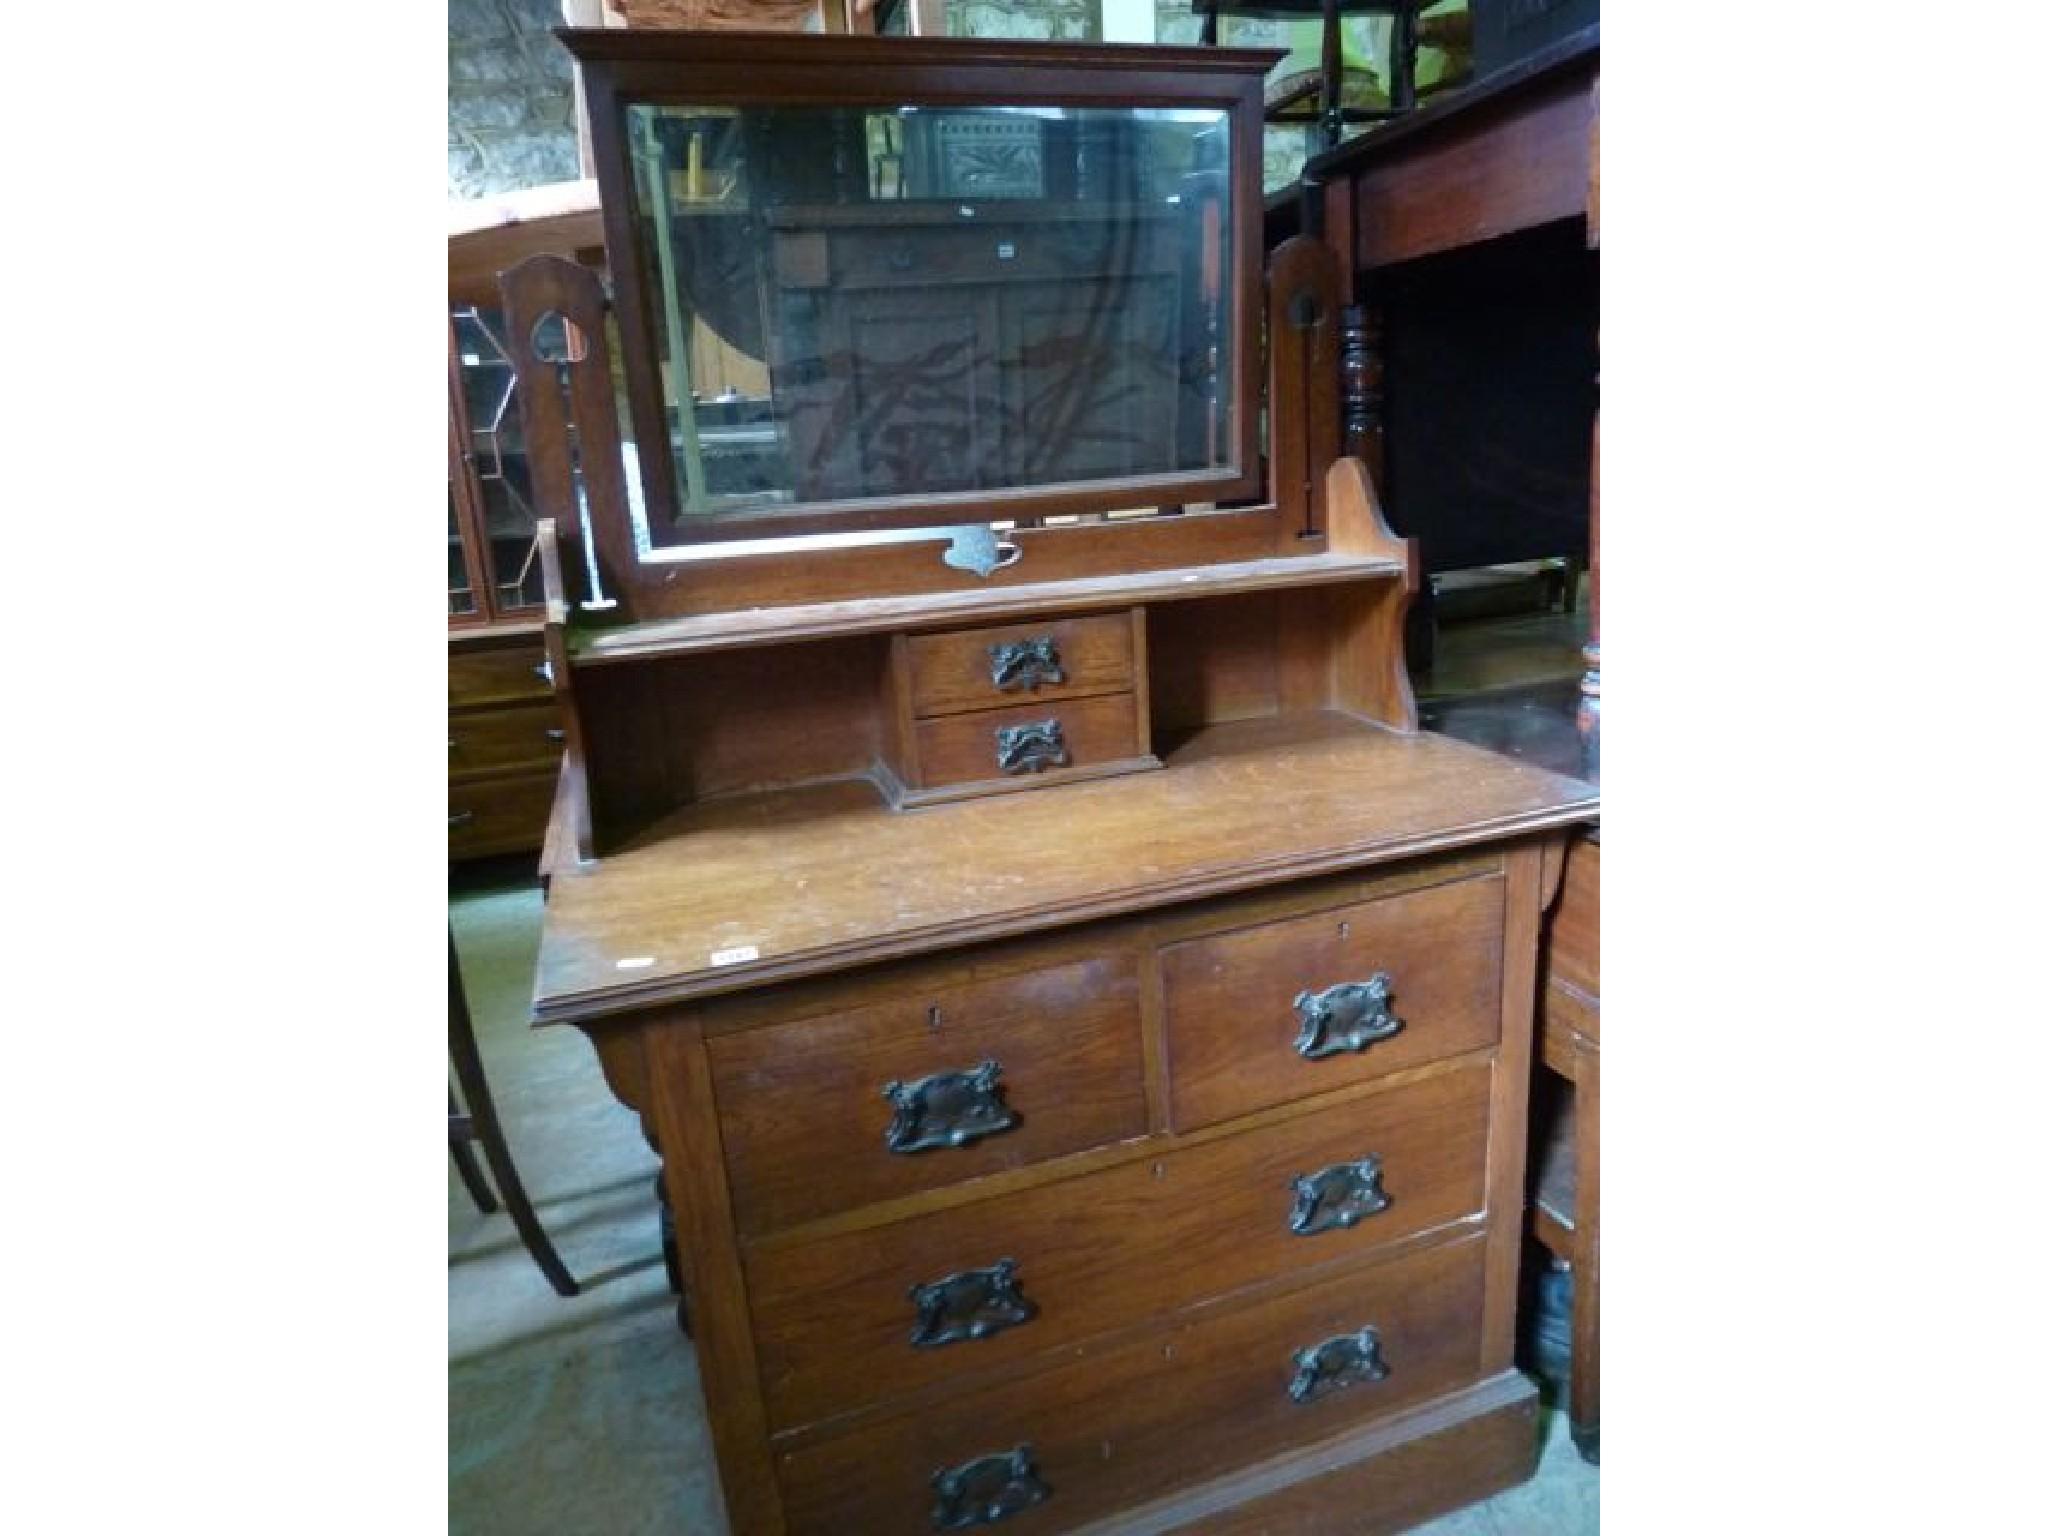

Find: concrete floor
<box><xmin>450</xmin><ymin>858</ymin><xmax>1598</xmax><ymax>1534</ymax></box>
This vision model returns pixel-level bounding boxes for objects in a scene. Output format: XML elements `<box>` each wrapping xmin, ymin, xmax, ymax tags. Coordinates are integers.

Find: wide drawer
<box><xmin>448</xmin><ymin>701</ymin><xmax>563</xmax><ymax>780</ymax></box>
<box><xmin>1162</xmin><ymin>873</ymin><xmax>1505</xmax><ymax>1131</ymax></box>
<box><xmin>448</xmin><ymin>768</ymin><xmax>557</xmax><ymax>859</ymax></box>
<box><xmin>746</xmin><ymin>1060</ymin><xmax>1491</xmax><ymax>1432</ymax></box>
<box><xmin>912</xmin><ymin>690</ymin><xmax>1143</xmax><ymax>793</ymax></box>
<box><xmin>448</xmin><ymin>637</ymin><xmax>551</xmax><ymax>707</ymax></box>
<box><xmin>709</xmin><ymin>953</ymin><xmax>1147</xmax><ymax>1237</ymax></box>
<box><xmin>774</xmin><ymin>1231</ymin><xmax>1489</xmax><ymax>1535</ymax></box>
<box><xmin>904</xmin><ymin>612</ymin><xmax>1137</xmax><ymax>719</ymax></box>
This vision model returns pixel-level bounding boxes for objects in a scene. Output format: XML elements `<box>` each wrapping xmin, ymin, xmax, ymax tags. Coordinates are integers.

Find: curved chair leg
<box><xmin>449</xmin><ymin>1087</ymin><xmax>499</xmax><ymax>1213</ymax></box>
<box><xmin>450</xmin><ymin>931</ymin><xmax>579</xmax><ymax>1298</ymax></box>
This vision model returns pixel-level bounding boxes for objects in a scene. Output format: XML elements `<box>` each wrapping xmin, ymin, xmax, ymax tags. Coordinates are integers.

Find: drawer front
<box><xmin>905</xmin><ymin>612</ymin><xmax>1135</xmax><ymax>719</ymax></box>
<box><xmin>448</xmin><ymin>701</ymin><xmax>563</xmax><ymax>780</ymax></box>
<box><xmin>448</xmin><ymin>638</ymin><xmax>551</xmax><ymax>707</ymax></box>
<box><xmin>448</xmin><ymin>769</ymin><xmax>556</xmax><ymax>859</ymax></box>
<box><xmin>1162</xmin><ymin>874</ymin><xmax>1505</xmax><ymax>1131</ymax></box>
<box><xmin>710</xmin><ymin>954</ymin><xmax>1147</xmax><ymax>1237</ymax></box>
<box><xmin>774</xmin><ymin>1231</ymin><xmax>1488</xmax><ymax>1536</ymax></box>
<box><xmin>747</xmin><ymin>1061</ymin><xmax>1491</xmax><ymax>1432</ymax></box>
<box><xmin>913</xmin><ymin>691</ymin><xmax>1142</xmax><ymax>792</ymax></box>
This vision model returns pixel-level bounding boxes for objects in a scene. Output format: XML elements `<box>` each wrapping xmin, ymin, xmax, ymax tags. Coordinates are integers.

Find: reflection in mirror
<box><xmin>621</xmin><ymin>101</ymin><xmax>1234</xmax><ymax>538</ymax></box>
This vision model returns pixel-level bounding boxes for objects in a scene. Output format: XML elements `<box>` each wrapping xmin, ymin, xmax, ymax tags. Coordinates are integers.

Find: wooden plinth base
<box><xmin>1075</xmin><ymin>1371</ymin><xmax>1542</xmax><ymax>1536</ymax></box>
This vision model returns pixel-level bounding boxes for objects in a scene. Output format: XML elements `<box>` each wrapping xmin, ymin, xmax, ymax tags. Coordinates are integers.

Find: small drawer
<box><xmin>448</xmin><ymin>701</ymin><xmax>564</xmax><ymax>780</ymax></box>
<box><xmin>745</xmin><ymin>1061</ymin><xmax>1491</xmax><ymax>1432</ymax></box>
<box><xmin>773</xmin><ymin>1231</ymin><xmax>1488</xmax><ymax>1535</ymax></box>
<box><xmin>708</xmin><ymin>953</ymin><xmax>1147</xmax><ymax>1237</ymax></box>
<box><xmin>904</xmin><ymin>612</ymin><xmax>1136</xmax><ymax>719</ymax></box>
<box><xmin>911</xmin><ymin>691</ymin><xmax>1144</xmax><ymax>796</ymax></box>
<box><xmin>449</xmin><ymin>638</ymin><xmax>552</xmax><ymax>707</ymax></box>
<box><xmin>1162</xmin><ymin>874</ymin><xmax>1505</xmax><ymax>1131</ymax></box>
<box><xmin>448</xmin><ymin>769</ymin><xmax>557</xmax><ymax>859</ymax></box>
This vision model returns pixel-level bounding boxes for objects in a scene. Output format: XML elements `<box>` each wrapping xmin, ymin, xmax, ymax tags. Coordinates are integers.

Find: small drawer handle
<box><xmin>1288</xmin><ymin>1326</ymin><xmax>1389</xmax><ymax>1404</ymax></box>
<box><xmin>1289</xmin><ymin>1154</ymin><xmax>1390</xmax><ymax>1236</ymax></box>
<box><xmin>533</xmin><ymin>659</ymin><xmax>554</xmax><ymax>684</ymax></box>
<box><xmin>544</xmin><ymin>728</ymin><xmax>566</xmax><ymax>743</ymax></box>
<box><xmin>931</xmin><ymin>1444</ymin><xmax>1050</xmax><ymax>1529</ymax></box>
<box><xmin>994</xmin><ymin>718</ymin><xmax>1068</xmax><ymax>776</ymax></box>
<box><xmin>448</xmin><ymin>810</ymin><xmax>475</xmax><ymax>829</ymax></box>
<box><xmin>909</xmin><ymin>1257</ymin><xmax>1037</xmax><ymax>1349</ymax></box>
<box><xmin>1293</xmin><ymin>972</ymin><xmax>1403</xmax><ymax>1060</ymax></box>
<box><xmin>987</xmin><ymin>636</ymin><xmax>1064</xmax><ymax>693</ymax></box>
<box><xmin>882</xmin><ymin>1060</ymin><xmax>1017</xmax><ymax>1155</ymax></box>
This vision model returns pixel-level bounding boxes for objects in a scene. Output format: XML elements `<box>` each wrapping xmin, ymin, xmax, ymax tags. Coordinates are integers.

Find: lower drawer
<box><xmin>910</xmin><ymin>691</ymin><xmax>1145</xmax><ymax>797</ymax></box>
<box><xmin>448</xmin><ymin>768</ymin><xmax>558</xmax><ymax>859</ymax></box>
<box><xmin>448</xmin><ymin>636</ymin><xmax>551</xmax><ymax>707</ymax></box>
<box><xmin>746</xmin><ymin>1061</ymin><xmax>1491</xmax><ymax>1431</ymax></box>
<box><xmin>773</xmin><ymin>1231</ymin><xmax>1488</xmax><ymax>1535</ymax></box>
<box><xmin>448</xmin><ymin>701</ymin><xmax>563</xmax><ymax>778</ymax></box>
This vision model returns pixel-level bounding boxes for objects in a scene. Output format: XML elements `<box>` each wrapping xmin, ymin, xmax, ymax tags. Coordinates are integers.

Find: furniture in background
<box><xmin>1533</xmin><ymin>828</ymin><xmax>1598</xmax><ymax>1462</ymax></box>
<box><xmin>498</xmin><ymin>30</ymin><xmax>1596</xmax><ymax>1535</ymax></box>
<box><xmin>1200</xmin><ymin>1</ymin><xmax>1423</xmax><ymax>149</ymax></box>
<box><xmin>1306</xmin><ymin>20</ymin><xmax>1598</xmax><ymax>767</ymax></box>
<box><xmin>446</xmin><ymin>191</ymin><xmax>597</xmax><ymax>860</ymax></box>
<box><xmin>450</xmin><ymin>929</ymin><xmax>579</xmax><ymax>1298</ymax></box>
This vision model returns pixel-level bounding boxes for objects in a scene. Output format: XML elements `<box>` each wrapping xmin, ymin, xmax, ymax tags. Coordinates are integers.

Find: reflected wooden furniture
<box><xmin>451</xmin><ymin>929</ymin><xmax>579</xmax><ymax>1298</ymax></box>
<box><xmin>1307</xmin><ymin>23</ymin><xmax>1599</xmax><ymax>762</ymax></box>
<box><xmin>1533</xmin><ymin>829</ymin><xmax>1597</xmax><ymax>1461</ymax></box>
<box><xmin>505</xmin><ymin>32</ymin><xmax>1596</xmax><ymax>1534</ymax></box>
<box><xmin>1200</xmin><ymin>1</ymin><xmax>1421</xmax><ymax>149</ymax></box>
<box><xmin>448</xmin><ymin>196</ymin><xmax>598</xmax><ymax>860</ymax></box>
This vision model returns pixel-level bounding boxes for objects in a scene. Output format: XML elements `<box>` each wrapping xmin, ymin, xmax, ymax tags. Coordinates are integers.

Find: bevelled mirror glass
<box><xmin>614</xmin><ymin>98</ymin><xmax>1244</xmax><ymax>546</ymax></box>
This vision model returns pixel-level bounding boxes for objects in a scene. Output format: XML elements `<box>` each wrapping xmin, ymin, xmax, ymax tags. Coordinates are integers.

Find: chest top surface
<box><xmin>533</xmin><ymin>711</ymin><xmax>1595</xmax><ymax>1024</ymax></box>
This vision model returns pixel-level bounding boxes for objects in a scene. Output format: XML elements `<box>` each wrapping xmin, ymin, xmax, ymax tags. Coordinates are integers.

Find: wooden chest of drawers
<box><xmin>448</xmin><ymin>627</ymin><xmax>563</xmax><ymax>861</ymax></box>
<box><xmin>541</xmin><ymin>724</ymin><xmax>1597</xmax><ymax>1534</ymax></box>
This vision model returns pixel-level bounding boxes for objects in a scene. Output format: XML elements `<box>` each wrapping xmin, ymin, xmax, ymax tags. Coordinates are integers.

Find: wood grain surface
<box><xmin>745</xmin><ymin>1061</ymin><xmax>1492</xmax><ymax>1432</ymax></box>
<box><xmin>534</xmin><ymin>712</ymin><xmax>1595</xmax><ymax>1022</ymax></box>
<box><xmin>1161</xmin><ymin>872</ymin><xmax>1504</xmax><ymax>1131</ymax></box>
<box><xmin>771</xmin><ymin>1232</ymin><xmax>1488</xmax><ymax>1535</ymax></box>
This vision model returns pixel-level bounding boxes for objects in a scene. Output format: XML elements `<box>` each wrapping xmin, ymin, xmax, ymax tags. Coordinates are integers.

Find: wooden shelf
<box><xmin>569</xmin><ymin>550</ymin><xmax>1405</xmax><ymax>665</ymax></box>
<box><xmin>533</xmin><ymin>710</ymin><xmax>1597</xmax><ymax>1023</ymax></box>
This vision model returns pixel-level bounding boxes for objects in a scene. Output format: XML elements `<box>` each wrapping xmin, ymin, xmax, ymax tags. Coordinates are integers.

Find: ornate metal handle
<box><xmin>909</xmin><ymin>1258</ymin><xmax>1037</xmax><ymax>1349</ymax></box>
<box><xmin>994</xmin><ymin>718</ymin><xmax>1069</xmax><ymax>775</ymax></box>
<box><xmin>1288</xmin><ymin>1327</ymin><xmax>1390</xmax><ymax>1404</ymax></box>
<box><xmin>987</xmin><ymin>636</ymin><xmax>1065</xmax><ymax>692</ymax></box>
<box><xmin>1289</xmin><ymin>1155</ymin><xmax>1390</xmax><ymax>1236</ymax></box>
<box><xmin>1293</xmin><ymin>972</ymin><xmax>1403</xmax><ymax>1060</ymax></box>
<box><xmin>883</xmin><ymin>1060</ymin><xmax>1018</xmax><ymax>1154</ymax></box>
<box><xmin>931</xmin><ymin>1444</ymin><xmax>1050</xmax><ymax>1529</ymax></box>
<box><xmin>448</xmin><ymin>810</ymin><xmax>475</xmax><ymax>828</ymax></box>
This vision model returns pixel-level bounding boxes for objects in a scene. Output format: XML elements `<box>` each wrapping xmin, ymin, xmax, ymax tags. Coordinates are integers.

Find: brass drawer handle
<box><xmin>909</xmin><ymin>1257</ymin><xmax>1037</xmax><ymax>1349</ymax></box>
<box><xmin>931</xmin><ymin>1444</ymin><xmax>1049</xmax><ymax>1529</ymax></box>
<box><xmin>882</xmin><ymin>1060</ymin><xmax>1017</xmax><ymax>1154</ymax></box>
<box><xmin>448</xmin><ymin>810</ymin><xmax>475</xmax><ymax>829</ymax></box>
<box><xmin>994</xmin><ymin>718</ymin><xmax>1068</xmax><ymax>775</ymax></box>
<box><xmin>1289</xmin><ymin>1154</ymin><xmax>1390</xmax><ymax>1236</ymax></box>
<box><xmin>988</xmin><ymin>636</ymin><xmax>1064</xmax><ymax>692</ymax></box>
<box><xmin>1293</xmin><ymin>972</ymin><xmax>1403</xmax><ymax>1060</ymax></box>
<box><xmin>1288</xmin><ymin>1326</ymin><xmax>1389</xmax><ymax>1404</ymax></box>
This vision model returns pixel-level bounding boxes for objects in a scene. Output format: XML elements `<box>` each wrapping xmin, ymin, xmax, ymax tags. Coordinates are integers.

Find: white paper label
<box><xmin>710</xmin><ymin>945</ymin><xmax>760</xmax><ymax>967</ymax></box>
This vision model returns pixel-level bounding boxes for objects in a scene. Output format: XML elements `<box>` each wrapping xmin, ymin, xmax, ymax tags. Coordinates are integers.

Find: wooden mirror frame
<box><xmin>562</xmin><ymin>28</ymin><xmax>1276</xmax><ymax>549</ymax></box>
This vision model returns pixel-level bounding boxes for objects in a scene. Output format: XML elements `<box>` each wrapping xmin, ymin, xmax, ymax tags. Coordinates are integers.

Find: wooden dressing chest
<box><xmin>505</xmin><ymin>30</ymin><xmax>1597</xmax><ymax>1533</ymax></box>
